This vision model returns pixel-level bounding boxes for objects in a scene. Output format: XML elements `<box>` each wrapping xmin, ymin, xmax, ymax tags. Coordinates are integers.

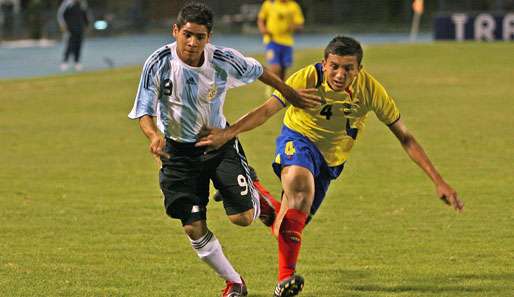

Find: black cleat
<box><xmin>273</xmin><ymin>275</ymin><xmax>304</xmax><ymax>297</ymax></box>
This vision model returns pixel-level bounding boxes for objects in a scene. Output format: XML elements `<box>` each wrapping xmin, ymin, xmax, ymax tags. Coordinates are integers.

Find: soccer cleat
<box><xmin>221</xmin><ymin>278</ymin><xmax>248</xmax><ymax>297</ymax></box>
<box><xmin>273</xmin><ymin>275</ymin><xmax>304</xmax><ymax>297</ymax></box>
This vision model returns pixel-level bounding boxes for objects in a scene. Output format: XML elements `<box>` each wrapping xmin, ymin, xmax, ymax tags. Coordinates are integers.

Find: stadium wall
<box><xmin>1</xmin><ymin>0</ymin><xmax>513</xmax><ymax>40</ymax></box>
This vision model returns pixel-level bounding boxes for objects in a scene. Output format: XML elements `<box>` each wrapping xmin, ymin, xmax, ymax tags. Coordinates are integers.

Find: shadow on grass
<box><xmin>351</xmin><ymin>284</ymin><xmax>486</xmax><ymax>294</ymax></box>
<box><xmin>350</xmin><ymin>272</ymin><xmax>514</xmax><ymax>294</ymax></box>
<box><xmin>250</xmin><ymin>269</ymin><xmax>514</xmax><ymax>296</ymax></box>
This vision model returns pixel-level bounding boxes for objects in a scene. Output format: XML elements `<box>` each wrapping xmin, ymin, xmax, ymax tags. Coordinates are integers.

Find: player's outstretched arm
<box><xmin>138</xmin><ymin>115</ymin><xmax>170</xmax><ymax>159</ymax></box>
<box><xmin>388</xmin><ymin>119</ymin><xmax>464</xmax><ymax>212</ymax></box>
<box><xmin>196</xmin><ymin>97</ymin><xmax>284</xmax><ymax>150</ymax></box>
<box><xmin>258</xmin><ymin>67</ymin><xmax>323</xmax><ymax>109</ymax></box>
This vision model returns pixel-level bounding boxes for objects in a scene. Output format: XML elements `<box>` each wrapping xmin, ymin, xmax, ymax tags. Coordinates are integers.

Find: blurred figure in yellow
<box><xmin>257</xmin><ymin>0</ymin><xmax>304</xmax><ymax>85</ymax></box>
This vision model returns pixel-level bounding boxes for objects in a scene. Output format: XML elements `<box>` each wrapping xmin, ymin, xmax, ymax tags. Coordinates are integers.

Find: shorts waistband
<box><xmin>165</xmin><ymin>137</ymin><xmax>235</xmax><ymax>156</ymax></box>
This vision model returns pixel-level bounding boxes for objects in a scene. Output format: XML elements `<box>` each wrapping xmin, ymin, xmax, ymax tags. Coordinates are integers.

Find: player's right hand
<box><xmin>289</xmin><ymin>88</ymin><xmax>324</xmax><ymax>109</ymax></box>
<box><xmin>437</xmin><ymin>181</ymin><xmax>463</xmax><ymax>212</ymax></box>
<box><xmin>149</xmin><ymin>135</ymin><xmax>170</xmax><ymax>159</ymax></box>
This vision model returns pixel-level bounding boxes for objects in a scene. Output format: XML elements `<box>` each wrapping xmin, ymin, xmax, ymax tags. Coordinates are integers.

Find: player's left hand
<box><xmin>195</xmin><ymin>127</ymin><xmax>230</xmax><ymax>151</ymax></box>
<box><xmin>436</xmin><ymin>181</ymin><xmax>463</xmax><ymax>212</ymax></box>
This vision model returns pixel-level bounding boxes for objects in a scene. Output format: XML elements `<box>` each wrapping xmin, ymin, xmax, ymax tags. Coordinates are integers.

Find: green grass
<box><xmin>1</xmin><ymin>42</ymin><xmax>513</xmax><ymax>297</ymax></box>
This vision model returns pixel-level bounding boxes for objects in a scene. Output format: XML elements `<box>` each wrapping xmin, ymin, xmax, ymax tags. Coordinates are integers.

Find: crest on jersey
<box><xmin>208</xmin><ymin>85</ymin><xmax>218</xmax><ymax>100</ymax></box>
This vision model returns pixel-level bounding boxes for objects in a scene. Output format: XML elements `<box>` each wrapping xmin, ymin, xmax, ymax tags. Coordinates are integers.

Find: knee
<box><xmin>228</xmin><ymin>210</ymin><xmax>254</xmax><ymax>227</ymax></box>
<box><xmin>287</xmin><ymin>190</ymin><xmax>312</xmax><ymax>212</ymax></box>
<box><xmin>183</xmin><ymin>221</ymin><xmax>207</xmax><ymax>240</ymax></box>
<box><xmin>281</xmin><ymin>167</ymin><xmax>315</xmax><ymax>212</ymax></box>
<box><xmin>183</xmin><ymin>224</ymin><xmax>198</xmax><ymax>239</ymax></box>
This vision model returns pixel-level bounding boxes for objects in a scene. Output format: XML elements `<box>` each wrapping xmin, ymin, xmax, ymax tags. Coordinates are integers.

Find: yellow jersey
<box><xmin>258</xmin><ymin>0</ymin><xmax>304</xmax><ymax>46</ymax></box>
<box><xmin>273</xmin><ymin>64</ymin><xmax>400</xmax><ymax>166</ymax></box>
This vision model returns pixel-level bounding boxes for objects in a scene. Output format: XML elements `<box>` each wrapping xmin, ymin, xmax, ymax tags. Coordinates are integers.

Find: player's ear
<box><xmin>358</xmin><ymin>64</ymin><xmax>363</xmax><ymax>71</ymax></box>
<box><xmin>172</xmin><ymin>24</ymin><xmax>178</xmax><ymax>38</ymax></box>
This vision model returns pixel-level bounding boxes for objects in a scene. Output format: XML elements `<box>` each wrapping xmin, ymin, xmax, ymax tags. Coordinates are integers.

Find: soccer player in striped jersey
<box><xmin>128</xmin><ymin>3</ymin><xmax>321</xmax><ymax>297</ymax></box>
<box><xmin>196</xmin><ymin>36</ymin><xmax>464</xmax><ymax>297</ymax></box>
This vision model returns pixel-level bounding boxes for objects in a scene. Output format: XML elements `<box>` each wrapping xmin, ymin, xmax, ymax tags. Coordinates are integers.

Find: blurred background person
<box><xmin>25</xmin><ymin>0</ymin><xmax>44</xmax><ymax>40</ymax></box>
<box><xmin>1</xmin><ymin>0</ymin><xmax>15</xmax><ymax>38</ymax></box>
<box><xmin>57</xmin><ymin>0</ymin><xmax>89</xmax><ymax>71</ymax></box>
<box><xmin>257</xmin><ymin>0</ymin><xmax>304</xmax><ymax>95</ymax></box>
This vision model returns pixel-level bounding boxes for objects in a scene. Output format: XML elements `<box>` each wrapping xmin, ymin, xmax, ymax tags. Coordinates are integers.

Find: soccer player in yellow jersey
<box><xmin>257</xmin><ymin>0</ymin><xmax>305</xmax><ymax>81</ymax></box>
<box><xmin>196</xmin><ymin>36</ymin><xmax>464</xmax><ymax>297</ymax></box>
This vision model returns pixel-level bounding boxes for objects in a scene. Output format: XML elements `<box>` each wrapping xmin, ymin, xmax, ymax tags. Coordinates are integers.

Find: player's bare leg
<box><xmin>273</xmin><ymin>165</ymin><xmax>314</xmax><ymax>296</ymax></box>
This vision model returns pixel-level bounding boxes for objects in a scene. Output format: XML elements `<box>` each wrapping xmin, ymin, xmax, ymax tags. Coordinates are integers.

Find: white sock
<box><xmin>189</xmin><ymin>231</ymin><xmax>242</xmax><ymax>283</ymax></box>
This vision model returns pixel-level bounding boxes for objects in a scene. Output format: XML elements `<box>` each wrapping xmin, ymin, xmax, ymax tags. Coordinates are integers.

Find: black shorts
<box><xmin>159</xmin><ymin>137</ymin><xmax>256</xmax><ymax>225</ymax></box>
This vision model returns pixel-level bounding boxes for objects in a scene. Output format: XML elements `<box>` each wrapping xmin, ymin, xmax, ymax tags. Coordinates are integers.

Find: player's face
<box><xmin>322</xmin><ymin>54</ymin><xmax>361</xmax><ymax>92</ymax></box>
<box><xmin>172</xmin><ymin>22</ymin><xmax>211</xmax><ymax>67</ymax></box>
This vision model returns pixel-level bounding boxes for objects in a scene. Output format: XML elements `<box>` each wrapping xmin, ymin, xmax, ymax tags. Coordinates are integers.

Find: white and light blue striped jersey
<box><xmin>128</xmin><ymin>42</ymin><xmax>264</xmax><ymax>143</ymax></box>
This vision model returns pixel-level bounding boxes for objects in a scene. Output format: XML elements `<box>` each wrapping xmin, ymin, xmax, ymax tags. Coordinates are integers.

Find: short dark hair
<box><xmin>324</xmin><ymin>36</ymin><xmax>363</xmax><ymax>65</ymax></box>
<box><xmin>176</xmin><ymin>2</ymin><xmax>214</xmax><ymax>33</ymax></box>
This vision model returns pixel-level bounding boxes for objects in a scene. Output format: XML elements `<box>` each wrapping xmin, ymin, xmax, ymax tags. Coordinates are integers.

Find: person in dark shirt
<box><xmin>57</xmin><ymin>0</ymin><xmax>89</xmax><ymax>71</ymax></box>
<box><xmin>1</xmin><ymin>0</ymin><xmax>15</xmax><ymax>38</ymax></box>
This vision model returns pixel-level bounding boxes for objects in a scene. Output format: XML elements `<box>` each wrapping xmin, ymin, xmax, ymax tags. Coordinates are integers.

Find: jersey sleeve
<box><xmin>292</xmin><ymin>2</ymin><xmax>305</xmax><ymax>25</ymax></box>
<box><xmin>257</xmin><ymin>1</ymin><xmax>269</xmax><ymax>20</ymax></box>
<box><xmin>272</xmin><ymin>65</ymin><xmax>317</xmax><ymax>106</ymax></box>
<box><xmin>214</xmin><ymin>48</ymin><xmax>264</xmax><ymax>88</ymax></box>
<box><xmin>128</xmin><ymin>55</ymin><xmax>162</xmax><ymax>119</ymax></box>
<box><xmin>366</xmin><ymin>73</ymin><xmax>400</xmax><ymax>126</ymax></box>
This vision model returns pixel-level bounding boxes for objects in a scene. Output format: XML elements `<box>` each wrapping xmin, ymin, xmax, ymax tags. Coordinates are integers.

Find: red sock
<box><xmin>278</xmin><ymin>209</ymin><xmax>307</xmax><ymax>281</ymax></box>
<box><xmin>253</xmin><ymin>180</ymin><xmax>281</xmax><ymax>213</ymax></box>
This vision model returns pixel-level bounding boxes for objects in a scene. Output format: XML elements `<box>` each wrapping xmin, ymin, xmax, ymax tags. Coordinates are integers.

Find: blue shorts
<box><xmin>265</xmin><ymin>41</ymin><xmax>293</xmax><ymax>68</ymax></box>
<box><xmin>272</xmin><ymin>126</ymin><xmax>345</xmax><ymax>221</ymax></box>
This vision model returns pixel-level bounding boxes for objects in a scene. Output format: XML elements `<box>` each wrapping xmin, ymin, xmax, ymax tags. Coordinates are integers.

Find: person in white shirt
<box><xmin>128</xmin><ymin>3</ymin><xmax>321</xmax><ymax>296</ymax></box>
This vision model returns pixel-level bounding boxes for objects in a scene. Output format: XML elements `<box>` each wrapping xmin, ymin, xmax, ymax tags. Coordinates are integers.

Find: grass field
<box><xmin>1</xmin><ymin>42</ymin><xmax>513</xmax><ymax>297</ymax></box>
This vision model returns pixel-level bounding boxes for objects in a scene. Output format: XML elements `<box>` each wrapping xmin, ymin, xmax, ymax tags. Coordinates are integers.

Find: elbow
<box><xmin>399</xmin><ymin>133</ymin><xmax>416</xmax><ymax>149</ymax></box>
